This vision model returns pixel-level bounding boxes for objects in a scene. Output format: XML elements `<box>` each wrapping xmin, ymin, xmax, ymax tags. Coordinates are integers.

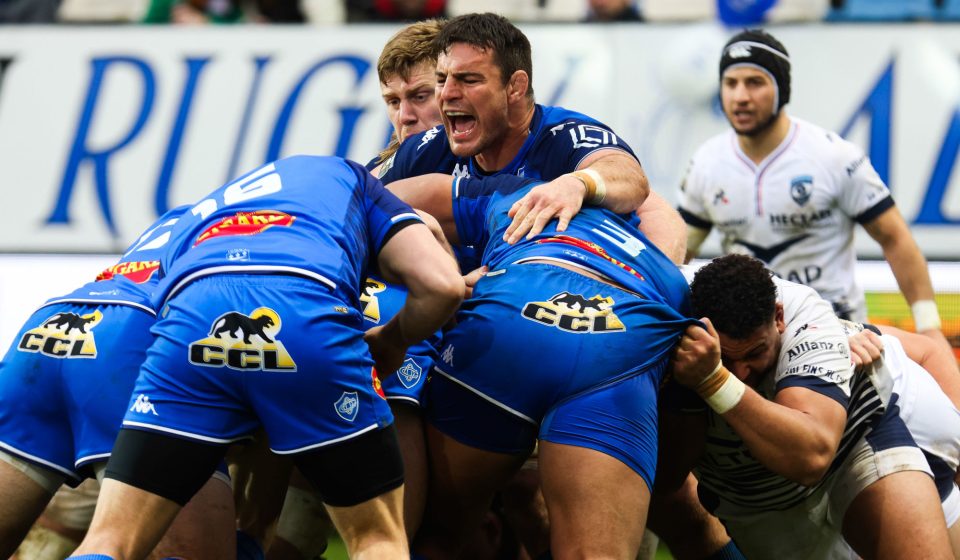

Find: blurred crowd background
<box><xmin>4</xmin><ymin>0</ymin><xmax>960</xmax><ymax>27</ymax></box>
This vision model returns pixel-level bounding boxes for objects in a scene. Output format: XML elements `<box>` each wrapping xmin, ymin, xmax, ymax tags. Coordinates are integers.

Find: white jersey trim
<box><xmin>39</xmin><ymin>298</ymin><xmax>156</xmax><ymax>316</ymax></box>
<box><xmin>164</xmin><ymin>265</ymin><xmax>337</xmax><ymax>306</ymax></box>
<box><xmin>122</xmin><ymin>421</ymin><xmax>252</xmax><ymax>445</ymax></box>
<box><xmin>433</xmin><ymin>365</ymin><xmax>538</xmax><ymax>425</ymax></box>
<box><xmin>271</xmin><ymin>424</ymin><xmax>380</xmax><ymax>454</ymax></box>
<box><xmin>0</xmin><ymin>439</ymin><xmax>80</xmax><ymax>481</ymax></box>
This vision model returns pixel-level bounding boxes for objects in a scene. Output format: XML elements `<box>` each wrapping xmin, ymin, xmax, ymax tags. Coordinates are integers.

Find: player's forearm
<box><xmin>580</xmin><ymin>152</ymin><xmax>649</xmax><ymax>214</ymax></box>
<box><xmin>884</xmin><ymin>237</ymin><xmax>936</xmax><ymax>305</ymax></box>
<box><xmin>635</xmin><ymin>191</ymin><xmax>686</xmax><ymax>265</ymax></box>
<box><xmin>721</xmin><ymin>389</ymin><xmax>843</xmax><ymax>486</ymax></box>
<box><xmin>392</xmin><ymin>269</ymin><xmax>464</xmax><ymax>345</ymax></box>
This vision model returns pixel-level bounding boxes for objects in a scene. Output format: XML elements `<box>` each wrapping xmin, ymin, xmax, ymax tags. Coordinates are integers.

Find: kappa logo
<box><xmin>335</xmin><ymin>391</ymin><xmax>360</xmax><ymax>422</ymax></box>
<box><xmin>440</xmin><ymin>345</ymin><xmax>454</xmax><ymax>366</ymax></box>
<box><xmin>418</xmin><ymin>127</ymin><xmax>439</xmax><ymax>150</ymax></box>
<box><xmin>188</xmin><ymin>307</ymin><xmax>297</xmax><ymax>372</ymax></box>
<box><xmin>397</xmin><ymin>358</ymin><xmax>423</xmax><ymax>389</ymax></box>
<box><xmin>129</xmin><ymin>394</ymin><xmax>158</xmax><ymax>416</ymax></box>
<box><xmin>522</xmin><ymin>292</ymin><xmax>625</xmax><ymax>333</ymax></box>
<box><xmin>360</xmin><ymin>278</ymin><xmax>387</xmax><ymax>324</ymax></box>
<box><xmin>790</xmin><ymin>175</ymin><xmax>814</xmax><ymax>206</ymax></box>
<box><xmin>18</xmin><ymin>310</ymin><xmax>103</xmax><ymax>359</ymax></box>
<box><xmin>452</xmin><ymin>163</ymin><xmax>470</xmax><ymax>179</ymax></box>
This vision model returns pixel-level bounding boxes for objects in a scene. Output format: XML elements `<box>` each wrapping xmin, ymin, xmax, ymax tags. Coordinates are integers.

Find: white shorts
<box><xmin>722</xmin><ymin>430</ymin><xmax>931</xmax><ymax>560</ymax></box>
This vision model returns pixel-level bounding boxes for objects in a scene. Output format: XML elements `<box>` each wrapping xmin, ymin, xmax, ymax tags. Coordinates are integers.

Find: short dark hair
<box><xmin>690</xmin><ymin>254</ymin><xmax>777</xmax><ymax>339</ymax></box>
<box><xmin>435</xmin><ymin>12</ymin><xmax>534</xmax><ymax>98</ymax></box>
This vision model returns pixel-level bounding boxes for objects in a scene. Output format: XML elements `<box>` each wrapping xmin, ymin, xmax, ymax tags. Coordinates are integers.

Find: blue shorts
<box><xmin>0</xmin><ymin>302</ymin><xmax>155</xmax><ymax>482</ymax></box>
<box><xmin>379</xmin><ymin>354</ymin><xmax>434</xmax><ymax>407</ymax></box>
<box><xmin>426</xmin><ymin>263</ymin><xmax>689</xmax><ymax>488</ymax></box>
<box><xmin>124</xmin><ymin>274</ymin><xmax>394</xmax><ymax>454</ymax></box>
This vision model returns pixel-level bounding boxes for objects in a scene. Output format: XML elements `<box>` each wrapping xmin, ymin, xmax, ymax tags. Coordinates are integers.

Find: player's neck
<box><xmin>474</xmin><ymin>101</ymin><xmax>536</xmax><ymax>172</ymax></box>
<box><xmin>737</xmin><ymin>112</ymin><xmax>791</xmax><ymax>165</ymax></box>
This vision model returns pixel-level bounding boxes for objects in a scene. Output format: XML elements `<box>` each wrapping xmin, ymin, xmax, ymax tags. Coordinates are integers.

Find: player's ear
<box><xmin>507</xmin><ymin>70</ymin><xmax>529</xmax><ymax>101</ymax></box>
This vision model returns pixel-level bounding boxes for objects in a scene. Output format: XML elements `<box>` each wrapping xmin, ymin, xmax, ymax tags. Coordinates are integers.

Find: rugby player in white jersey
<box><xmin>662</xmin><ymin>254</ymin><xmax>960</xmax><ymax>559</ymax></box>
<box><xmin>678</xmin><ymin>29</ymin><xmax>948</xmax><ymax>348</ymax></box>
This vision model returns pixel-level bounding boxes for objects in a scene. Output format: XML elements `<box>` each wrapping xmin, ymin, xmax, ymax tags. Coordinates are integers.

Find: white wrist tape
<box><xmin>911</xmin><ymin>299</ymin><xmax>942</xmax><ymax>332</ymax></box>
<box><xmin>579</xmin><ymin>168</ymin><xmax>606</xmax><ymax>204</ymax></box>
<box><xmin>697</xmin><ymin>362</ymin><xmax>746</xmax><ymax>414</ymax></box>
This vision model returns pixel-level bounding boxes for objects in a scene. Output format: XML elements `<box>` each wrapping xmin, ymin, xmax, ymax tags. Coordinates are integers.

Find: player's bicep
<box><xmin>773</xmin><ymin>386</ymin><xmax>847</xmax><ymax>448</ymax></box>
<box><xmin>376</xmin><ymin>223</ymin><xmax>462</xmax><ymax>299</ymax></box>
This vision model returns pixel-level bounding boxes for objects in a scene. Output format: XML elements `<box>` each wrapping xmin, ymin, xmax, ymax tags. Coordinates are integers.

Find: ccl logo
<box><xmin>189</xmin><ymin>307</ymin><xmax>297</xmax><ymax>372</ymax></box>
<box><xmin>521</xmin><ymin>292</ymin><xmax>625</xmax><ymax>334</ymax></box>
<box><xmin>18</xmin><ymin>310</ymin><xmax>103</xmax><ymax>358</ymax></box>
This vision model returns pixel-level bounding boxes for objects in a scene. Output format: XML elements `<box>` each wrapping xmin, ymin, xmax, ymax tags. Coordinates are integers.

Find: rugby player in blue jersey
<box><xmin>388</xmin><ymin>171</ymin><xmax>696</xmax><ymax>558</ymax></box>
<box><xmin>0</xmin><ymin>207</ymin><xmax>236</xmax><ymax>559</ymax></box>
<box><xmin>68</xmin><ymin>156</ymin><xmax>465</xmax><ymax>560</ymax></box>
<box><xmin>379</xmin><ymin>12</ymin><xmax>687</xmax><ymax>265</ymax></box>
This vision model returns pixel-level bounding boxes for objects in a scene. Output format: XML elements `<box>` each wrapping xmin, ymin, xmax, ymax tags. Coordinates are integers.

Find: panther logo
<box><xmin>522</xmin><ymin>292</ymin><xmax>624</xmax><ymax>333</ymax></box>
<box><xmin>550</xmin><ymin>292</ymin><xmax>606</xmax><ymax>312</ymax></box>
<box><xmin>189</xmin><ymin>307</ymin><xmax>296</xmax><ymax>372</ymax></box>
<box><xmin>210</xmin><ymin>312</ymin><xmax>275</xmax><ymax>344</ymax></box>
<box><xmin>19</xmin><ymin>310</ymin><xmax>102</xmax><ymax>358</ymax></box>
<box><xmin>43</xmin><ymin>312</ymin><xmax>97</xmax><ymax>335</ymax></box>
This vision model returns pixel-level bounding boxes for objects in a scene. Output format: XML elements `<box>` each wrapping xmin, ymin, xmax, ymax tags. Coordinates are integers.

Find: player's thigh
<box><xmin>843</xmin><ymin>469</ymin><xmax>952</xmax><ymax>560</ymax></box>
<box><xmin>538</xmin><ymin>440</ymin><xmax>649</xmax><ymax>559</ymax></box>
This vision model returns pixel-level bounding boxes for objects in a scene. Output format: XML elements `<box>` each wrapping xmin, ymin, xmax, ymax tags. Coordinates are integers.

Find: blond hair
<box><xmin>377</xmin><ymin>18</ymin><xmax>445</xmax><ymax>84</ymax></box>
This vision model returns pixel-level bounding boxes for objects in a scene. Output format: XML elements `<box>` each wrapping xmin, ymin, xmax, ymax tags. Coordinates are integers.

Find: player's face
<box><xmin>381</xmin><ymin>61</ymin><xmax>441</xmax><ymax>143</ymax></box>
<box><xmin>436</xmin><ymin>43</ymin><xmax>511</xmax><ymax>158</ymax></box>
<box><xmin>721</xmin><ymin>66</ymin><xmax>778</xmax><ymax>137</ymax></box>
<box><xmin>717</xmin><ymin>310</ymin><xmax>786</xmax><ymax>388</ymax></box>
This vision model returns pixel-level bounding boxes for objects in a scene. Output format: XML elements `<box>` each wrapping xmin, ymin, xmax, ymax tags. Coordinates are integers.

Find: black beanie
<box><xmin>719</xmin><ymin>29</ymin><xmax>791</xmax><ymax>112</ymax></box>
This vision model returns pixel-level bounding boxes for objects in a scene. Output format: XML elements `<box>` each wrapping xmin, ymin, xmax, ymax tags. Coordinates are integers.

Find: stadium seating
<box><xmin>827</xmin><ymin>0</ymin><xmax>936</xmax><ymax>21</ymax></box>
<box><xmin>937</xmin><ymin>0</ymin><xmax>960</xmax><ymax>20</ymax></box>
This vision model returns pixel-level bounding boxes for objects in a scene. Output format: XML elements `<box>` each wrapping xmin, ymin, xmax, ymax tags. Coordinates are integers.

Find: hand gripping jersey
<box><xmin>678</xmin><ymin>118</ymin><xmax>893</xmax><ymax>321</ymax></box>
<box><xmin>695</xmin><ymin>277</ymin><xmax>888</xmax><ymax>517</ymax></box>
<box><xmin>452</xmin><ymin>174</ymin><xmax>694</xmax><ymax>371</ymax></box>
<box><xmin>379</xmin><ymin>104</ymin><xmax>638</xmax><ymax>183</ymax></box>
<box><xmin>155</xmin><ymin>156</ymin><xmax>422</xmax><ymax>310</ymax></box>
<box><xmin>426</xmin><ymin>174</ymin><xmax>695</xmax><ymax>487</ymax></box>
<box><xmin>453</xmin><ymin>175</ymin><xmax>690</xmax><ymax>311</ymax></box>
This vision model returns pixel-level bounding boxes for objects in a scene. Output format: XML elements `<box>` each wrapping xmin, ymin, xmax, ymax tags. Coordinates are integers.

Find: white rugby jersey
<box><xmin>696</xmin><ymin>278</ymin><xmax>888</xmax><ymax>517</ymax></box>
<box><xmin>679</xmin><ymin>118</ymin><xmax>894</xmax><ymax>322</ymax></box>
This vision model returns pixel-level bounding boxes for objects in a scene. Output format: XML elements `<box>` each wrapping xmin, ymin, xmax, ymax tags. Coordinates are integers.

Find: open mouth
<box><xmin>446</xmin><ymin>111</ymin><xmax>477</xmax><ymax>139</ymax></box>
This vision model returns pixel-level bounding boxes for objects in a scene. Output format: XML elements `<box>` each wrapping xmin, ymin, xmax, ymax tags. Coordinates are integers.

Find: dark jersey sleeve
<box><xmin>351</xmin><ymin>160</ymin><xmax>423</xmax><ymax>254</ymax></box>
<box><xmin>378</xmin><ymin>126</ymin><xmax>456</xmax><ymax>184</ymax></box>
<box><xmin>534</xmin><ymin>119</ymin><xmax>638</xmax><ymax>180</ymax></box>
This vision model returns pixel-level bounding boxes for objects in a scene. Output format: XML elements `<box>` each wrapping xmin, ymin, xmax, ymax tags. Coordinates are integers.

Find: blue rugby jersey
<box><xmin>154</xmin><ymin>156</ymin><xmax>422</xmax><ymax>309</ymax></box>
<box><xmin>379</xmin><ymin>104</ymin><xmax>638</xmax><ymax>183</ymax></box>
<box><xmin>44</xmin><ymin>206</ymin><xmax>190</xmax><ymax>315</ymax></box>
<box><xmin>451</xmin><ymin>174</ymin><xmax>691</xmax><ymax>314</ymax></box>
